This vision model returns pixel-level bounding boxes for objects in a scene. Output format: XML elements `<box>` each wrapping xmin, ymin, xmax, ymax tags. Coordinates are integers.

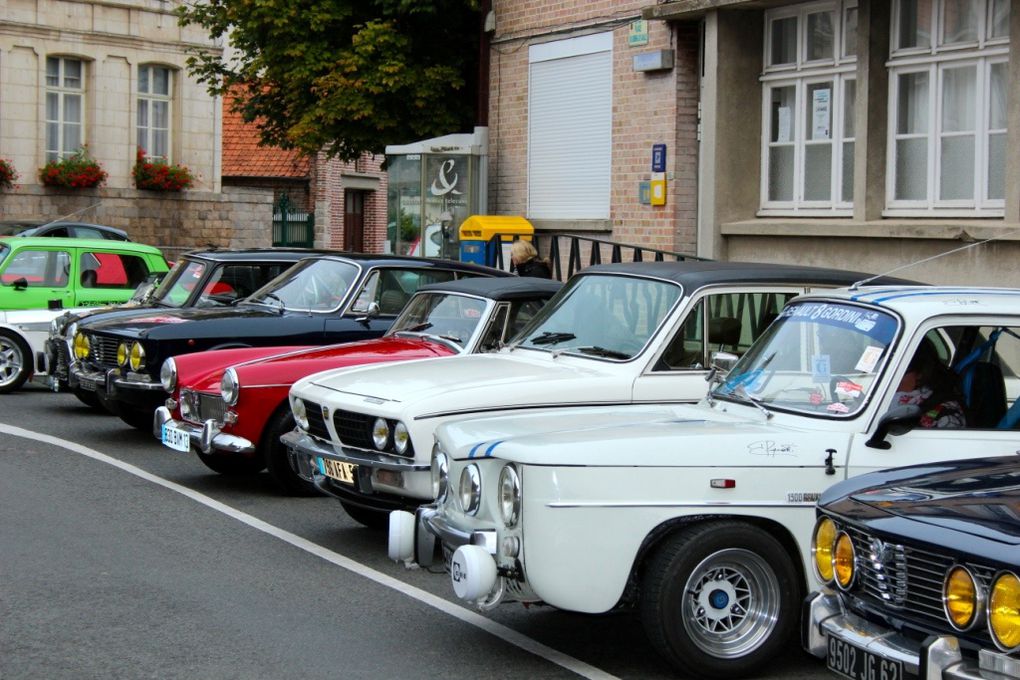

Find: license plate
<box><xmin>827</xmin><ymin>635</ymin><xmax>905</xmax><ymax>680</ymax></box>
<box><xmin>319</xmin><ymin>458</ymin><xmax>356</xmax><ymax>485</ymax></box>
<box><xmin>79</xmin><ymin>376</ymin><xmax>98</xmax><ymax>392</ymax></box>
<box><xmin>161</xmin><ymin>424</ymin><xmax>191</xmax><ymax>453</ymax></box>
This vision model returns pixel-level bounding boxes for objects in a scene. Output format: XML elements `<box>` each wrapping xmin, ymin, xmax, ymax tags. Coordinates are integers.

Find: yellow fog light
<box><xmin>73</xmin><ymin>333</ymin><xmax>90</xmax><ymax>359</ymax></box>
<box><xmin>812</xmin><ymin>517</ymin><xmax>837</xmax><ymax>584</ymax></box>
<box><xmin>944</xmin><ymin>566</ymin><xmax>981</xmax><ymax>631</ymax></box>
<box><xmin>989</xmin><ymin>571</ymin><xmax>1020</xmax><ymax>651</ymax></box>
<box><xmin>833</xmin><ymin>531</ymin><xmax>855</xmax><ymax>590</ymax></box>
<box><xmin>129</xmin><ymin>342</ymin><xmax>146</xmax><ymax>371</ymax></box>
<box><xmin>117</xmin><ymin>342</ymin><xmax>129</xmax><ymax>367</ymax></box>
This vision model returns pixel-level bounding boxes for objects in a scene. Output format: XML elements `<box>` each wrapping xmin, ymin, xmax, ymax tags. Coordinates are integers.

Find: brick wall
<box><xmin>310</xmin><ymin>152</ymin><xmax>389</xmax><ymax>252</ymax></box>
<box><xmin>489</xmin><ymin>0</ymin><xmax>699</xmax><ymax>256</ymax></box>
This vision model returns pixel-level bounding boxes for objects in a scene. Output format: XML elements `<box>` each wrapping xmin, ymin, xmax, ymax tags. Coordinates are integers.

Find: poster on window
<box><xmin>812</xmin><ymin>88</ymin><xmax>831</xmax><ymax>139</ymax></box>
<box><xmin>777</xmin><ymin>107</ymin><xmax>792</xmax><ymax>143</ymax></box>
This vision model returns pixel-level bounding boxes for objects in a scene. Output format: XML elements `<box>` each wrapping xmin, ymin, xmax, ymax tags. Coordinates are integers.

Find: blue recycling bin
<box><xmin>459</xmin><ymin>215</ymin><xmax>534</xmax><ymax>267</ymax></box>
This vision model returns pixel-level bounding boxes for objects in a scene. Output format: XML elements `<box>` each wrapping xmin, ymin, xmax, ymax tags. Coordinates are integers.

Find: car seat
<box><xmin>80</xmin><ymin>269</ymin><xmax>98</xmax><ymax>288</ymax></box>
<box><xmin>708</xmin><ymin>317</ymin><xmax>741</xmax><ymax>352</ymax></box>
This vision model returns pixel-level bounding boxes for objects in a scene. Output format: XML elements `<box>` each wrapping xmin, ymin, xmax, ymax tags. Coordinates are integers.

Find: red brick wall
<box><xmin>489</xmin><ymin>1</ymin><xmax>698</xmax><ymax>255</ymax></box>
<box><xmin>311</xmin><ymin>152</ymin><xmax>389</xmax><ymax>252</ymax></box>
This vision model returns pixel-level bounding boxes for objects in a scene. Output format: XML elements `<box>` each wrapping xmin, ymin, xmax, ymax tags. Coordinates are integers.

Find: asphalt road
<box><xmin>0</xmin><ymin>383</ymin><xmax>832</xmax><ymax>680</ymax></box>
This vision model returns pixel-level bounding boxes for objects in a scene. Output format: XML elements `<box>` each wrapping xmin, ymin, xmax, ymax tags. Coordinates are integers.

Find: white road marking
<box><xmin>0</xmin><ymin>423</ymin><xmax>618</xmax><ymax>680</ymax></box>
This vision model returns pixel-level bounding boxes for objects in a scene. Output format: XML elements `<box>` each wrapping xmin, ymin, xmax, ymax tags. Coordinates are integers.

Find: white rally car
<box><xmin>284</xmin><ymin>261</ymin><xmax>903</xmax><ymax>527</ymax></box>
<box><xmin>388</xmin><ymin>285</ymin><xmax>1020</xmax><ymax>679</ymax></box>
<box><xmin>0</xmin><ymin>308</ymin><xmax>89</xmax><ymax>393</ymax></box>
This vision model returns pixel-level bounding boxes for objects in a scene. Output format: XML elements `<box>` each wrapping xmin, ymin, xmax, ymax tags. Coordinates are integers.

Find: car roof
<box><xmin>17</xmin><ymin>222</ymin><xmax>130</xmax><ymax>239</ymax></box>
<box><xmin>798</xmin><ymin>286</ymin><xmax>1020</xmax><ymax>322</ymax></box>
<box><xmin>0</xmin><ymin>236</ymin><xmax>163</xmax><ymax>254</ymax></box>
<box><xmin>415</xmin><ymin>276</ymin><xmax>563</xmax><ymax>300</ymax></box>
<box><xmin>180</xmin><ymin>247</ymin><xmax>328</xmax><ymax>263</ymax></box>
<box><xmin>578</xmin><ymin>260</ymin><xmax>919</xmax><ymax>289</ymax></box>
<box><xmin>301</xmin><ymin>252</ymin><xmax>509</xmax><ymax>275</ymax></box>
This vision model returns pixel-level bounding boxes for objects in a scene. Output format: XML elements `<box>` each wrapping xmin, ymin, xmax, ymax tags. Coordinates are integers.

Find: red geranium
<box><xmin>133</xmin><ymin>147</ymin><xmax>193</xmax><ymax>191</ymax></box>
<box><xmin>38</xmin><ymin>147</ymin><xmax>107</xmax><ymax>189</ymax></box>
<box><xmin>0</xmin><ymin>158</ymin><xmax>18</xmax><ymax>190</ymax></box>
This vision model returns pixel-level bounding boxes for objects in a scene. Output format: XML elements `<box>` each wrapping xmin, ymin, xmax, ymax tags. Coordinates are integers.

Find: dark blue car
<box><xmin>69</xmin><ymin>253</ymin><xmax>506</xmax><ymax>429</ymax></box>
<box><xmin>804</xmin><ymin>456</ymin><xmax>1020</xmax><ymax>680</ymax></box>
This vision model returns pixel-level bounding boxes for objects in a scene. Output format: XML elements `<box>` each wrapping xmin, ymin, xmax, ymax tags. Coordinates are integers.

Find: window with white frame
<box><xmin>137</xmin><ymin>65</ymin><xmax>173</xmax><ymax>161</ymax></box>
<box><xmin>528</xmin><ymin>33</ymin><xmax>612</xmax><ymax>220</ymax></box>
<box><xmin>761</xmin><ymin>1</ymin><xmax>857</xmax><ymax>215</ymax></box>
<box><xmin>887</xmin><ymin>0</ymin><xmax>1009</xmax><ymax>215</ymax></box>
<box><xmin>45</xmin><ymin>57</ymin><xmax>84</xmax><ymax>162</ymax></box>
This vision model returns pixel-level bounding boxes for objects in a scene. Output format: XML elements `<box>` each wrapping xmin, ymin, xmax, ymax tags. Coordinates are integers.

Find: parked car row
<box><xmin>6</xmin><ymin>241</ymin><xmax>1020</xmax><ymax>679</ymax></box>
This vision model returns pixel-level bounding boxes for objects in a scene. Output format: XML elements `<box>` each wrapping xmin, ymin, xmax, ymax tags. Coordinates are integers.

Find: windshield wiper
<box><xmin>529</xmin><ymin>331</ymin><xmax>577</xmax><ymax>346</ymax></box>
<box><xmin>574</xmin><ymin>345</ymin><xmax>630</xmax><ymax>360</ymax></box>
<box><xmin>401</xmin><ymin>322</ymin><xmax>433</xmax><ymax>333</ymax></box>
<box><xmin>256</xmin><ymin>292</ymin><xmax>286</xmax><ymax>313</ymax></box>
<box><xmin>731</xmin><ymin>384</ymin><xmax>773</xmax><ymax>420</ymax></box>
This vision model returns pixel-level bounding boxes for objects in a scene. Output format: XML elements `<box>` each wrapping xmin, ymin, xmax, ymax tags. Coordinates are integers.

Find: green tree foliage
<box><xmin>178</xmin><ymin>0</ymin><xmax>480</xmax><ymax>161</ymax></box>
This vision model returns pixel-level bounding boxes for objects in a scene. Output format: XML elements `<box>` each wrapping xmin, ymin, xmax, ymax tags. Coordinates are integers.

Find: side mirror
<box><xmin>12</xmin><ymin>277</ymin><xmax>28</xmax><ymax>291</ymax></box>
<box><xmin>355</xmin><ymin>301</ymin><xmax>381</xmax><ymax>325</ymax></box>
<box><xmin>709</xmin><ymin>351</ymin><xmax>739</xmax><ymax>375</ymax></box>
<box><xmin>865</xmin><ymin>404</ymin><xmax>922</xmax><ymax>450</ymax></box>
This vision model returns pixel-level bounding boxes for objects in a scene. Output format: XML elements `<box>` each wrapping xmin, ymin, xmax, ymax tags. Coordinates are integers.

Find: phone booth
<box><xmin>385</xmin><ymin>127</ymin><xmax>488</xmax><ymax>260</ymax></box>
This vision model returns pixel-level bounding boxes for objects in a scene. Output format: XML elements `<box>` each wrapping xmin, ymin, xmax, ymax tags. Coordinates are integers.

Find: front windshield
<box><xmin>517</xmin><ymin>274</ymin><xmax>682</xmax><ymax>360</ymax></box>
<box><xmin>389</xmin><ymin>292</ymin><xmax>488</xmax><ymax>350</ymax></box>
<box><xmin>248</xmin><ymin>258</ymin><xmax>358</xmax><ymax>312</ymax></box>
<box><xmin>714</xmin><ymin>300</ymin><xmax>899</xmax><ymax>417</ymax></box>
<box><xmin>150</xmin><ymin>259</ymin><xmax>205</xmax><ymax>307</ymax></box>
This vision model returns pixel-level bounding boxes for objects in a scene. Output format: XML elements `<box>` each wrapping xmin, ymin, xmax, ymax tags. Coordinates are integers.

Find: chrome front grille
<box><xmin>87</xmin><ymin>334</ymin><xmax>121</xmax><ymax>369</ymax></box>
<box><xmin>843</xmin><ymin>522</ymin><xmax>997</xmax><ymax>643</ymax></box>
<box><xmin>53</xmin><ymin>340</ymin><xmax>71</xmax><ymax>379</ymax></box>
<box><xmin>180</xmin><ymin>390</ymin><xmax>227</xmax><ymax>424</ymax></box>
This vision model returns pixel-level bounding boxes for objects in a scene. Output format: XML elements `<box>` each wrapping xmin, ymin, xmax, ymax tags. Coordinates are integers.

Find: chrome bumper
<box><xmin>153</xmin><ymin>406</ymin><xmax>255</xmax><ymax>455</ymax></box>
<box><xmin>280</xmin><ymin>429</ymin><xmax>429</xmax><ymax>473</ymax></box>
<box><xmin>410</xmin><ymin>505</ymin><xmax>497</xmax><ymax>569</ymax></box>
<box><xmin>803</xmin><ymin>591</ymin><xmax>1020</xmax><ymax>680</ymax></box>
<box><xmin>68</xmin><ymin>364</ymin><xmax>110</xmax><ymax>392</ymax></box>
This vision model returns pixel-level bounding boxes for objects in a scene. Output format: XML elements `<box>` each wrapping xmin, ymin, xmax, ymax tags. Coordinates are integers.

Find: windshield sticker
<box><xmin>835</xmin><ymin>380</ymin><xmax>863</xmax><ymax>399</ymax></box>
<box><xmin>827</xmin><ymin>402</ymin><xmax>850</xmax><ymax>414</ymax></box>
<box><xmin>811</xmin><ymin>355</ymin><xmax>831</xmax><ymax>383</ymax></box>
<box><xmin>780</xmin><ymin>302</ymin><xmax>896</xmax><ymax>344</ymax></box>
<box><xmin>855</xmin><ymin>345</ymin><xmax>883</xmax><ymax>372</ymax></box>
<box><xmin>809</xmin><ymin>389</ymin><xmax>824</xmax><ymax>405</ymax></box>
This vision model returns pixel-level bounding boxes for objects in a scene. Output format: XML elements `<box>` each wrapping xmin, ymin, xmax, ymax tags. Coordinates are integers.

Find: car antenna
<box><xmin>849</xmin><ymin>226</ymin><xmax>1020</xmax><ymax>290</ymax></box>
<box><xmin>35</xmin><ymin>202</ymin><xmax>103</xmax><ymax>229</ymax></box>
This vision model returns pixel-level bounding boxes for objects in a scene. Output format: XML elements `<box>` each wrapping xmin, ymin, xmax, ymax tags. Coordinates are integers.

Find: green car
<box><xmin>0</xmin><ymin>237</ymin><xmax>169</xmax><ymax>311</ymax></box>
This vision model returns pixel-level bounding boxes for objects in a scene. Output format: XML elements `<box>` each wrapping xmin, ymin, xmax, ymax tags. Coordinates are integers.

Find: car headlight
<box><xmin>220</xmin><ymin>368</ymin><xmax>239</xmax><ymax>406</ymax></box>
<box><xmin>73</xmin><ymin>332</ymin><xmax>90</xmax><ymax>359</ymax></box>
<box><xmin>944</xmin><ymin>565</ymin><xmax>982</xmax><ymax>631</ymax></box>
<box><xmin>292</xmin><ymin>398</ymin><xmax>309</xmax><ymax>430</ymax></box>
<box><xmin>160</xmin><ymin>358</ymin><xmax>177</xmax><ymax>393</ymax></box>
<box><xmin>498</xmin><ymin>464</ymin><xmax>521</xmax><ymax>527</ymax></box>
<box><xmin>811</xmin><ymin>517</ymin><xmax>837</xmax><ymax>584</ymax></box>
<box><xmin>989</xmin><ymin>571</ymin><xmax>1020</xmax><ymax>651</ymax></box>
<box><xmin>393</xmin><ymin>421</ymin><xmax>410</xmax><ymax>455</ymax></box>
<box><xmin>833</xmin><ymin>531</ymin><xmax>855</xmax><ymax>590</ymax></box>
<box><xmin>431</xmin><ymin>450</ymin><xmax>449</xmax><ymax>501</ymax></box>
<box><xmin>372</xmin><ymin>418</ymin><xmax>389</xmax><ymax>450</ymax></box>
<box><xmin>459</xmin><ymin>464</ymin><xmax>481</xmax><ymax>515</ymax></box>
<box><xmin>117</xmin><ymin>342</ymin><xmax>130</xmax><ymax>367</ymax></box>
<box><xmin>129</xmin><ymin>341</ymin><xmax>146</xmax><ymax>371</ymax></box>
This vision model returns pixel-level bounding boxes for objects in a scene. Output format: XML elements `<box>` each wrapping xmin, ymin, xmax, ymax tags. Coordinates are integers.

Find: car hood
<box><xmin>437</xmin><ymin>402</ymin><xmax>840</xmax><ymax>468</ymax></box>
<box><xmin>82</xmin><ymin>304</ymin><xmax>276</xmax><ymax>337</ymax></box>
<box><xmin>847</xmin><ymin>462</ymin><xmax>1020</xmax><ymax>545</ymax></box>
<box><xmin>189</xmin><ymin>337</ymin><xmax>455</xmax><ymax>392</ymax></box>
<box><xmin>303</xmin><ymin>351</ymin><xmax>632</xmax><ymax>411</ymax></box>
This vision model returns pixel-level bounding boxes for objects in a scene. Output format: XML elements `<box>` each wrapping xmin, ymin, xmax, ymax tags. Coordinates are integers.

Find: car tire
<box><xmin>0</xmin><ymin>330</ymin><xmax>31</xmax><ymax>394</ymax></box>
<box><xmin>262</xmin><ymin>407</ymin><xmax>318</xmax><ymax>496</ymax></box>
<box><xmin>639</xmin><ymin>521</ymin><xmax>800</xmax><ymax>679</ymax></box>
<box><xmin>339</xmin><ymin>500</ymin><xmax>388</xmax><ymax>530</ymax></box>
<box><xmin>196</xmin><ymin>450</ymin><xmax>266</xmax><ymax>475</ymax></box>
<box><xmin>71</xmin><ymin>386</ymin><xmax>103</xmax><ymax>410</ymax></box>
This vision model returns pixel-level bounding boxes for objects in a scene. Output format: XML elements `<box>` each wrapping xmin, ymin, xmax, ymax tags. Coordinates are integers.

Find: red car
<box><xmin>154</xmin><ymin>277</ymin><xmax>561</xmax><ymax>494</ymax></box>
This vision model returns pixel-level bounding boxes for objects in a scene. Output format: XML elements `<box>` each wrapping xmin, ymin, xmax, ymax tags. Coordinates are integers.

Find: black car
<box><xmin>1</xmin><ymin>221</ymin><xmax>131</xmax><ymax>240</ymax></box>
<box><xmin>49</xmin><ymin>247</ymin><xmax>315</xmax><ymax>403</ymax></box>
<box><xmin>70</xmin><ymin>253</ymin><xmax>506</xmax><ymax>429</ymax></box>
<box><xmin>804</xmin><ymin>456</ymin><xmax>1020</xmax><ymax>680</ymax></box>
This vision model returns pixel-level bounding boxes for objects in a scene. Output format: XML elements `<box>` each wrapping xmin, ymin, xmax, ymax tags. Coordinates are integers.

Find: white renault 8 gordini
<box><xmin>389</xmin><ymin>285</ymin><xmax>1020</xmax><ymax>679</ymax></box>
<box><xmin>285</xmin><ymin>261</ymin><xmax>900</xmax><ymax>528</ymax></box>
